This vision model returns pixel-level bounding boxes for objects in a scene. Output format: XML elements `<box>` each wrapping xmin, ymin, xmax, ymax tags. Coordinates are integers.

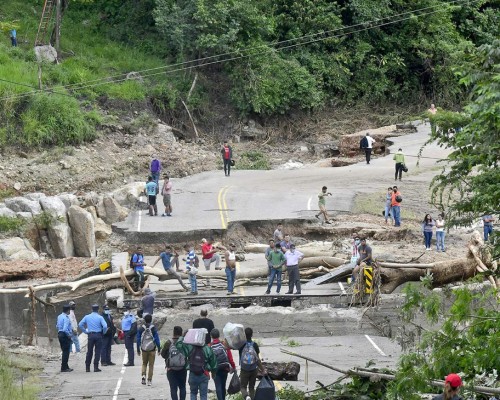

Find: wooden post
<box><xmin>55</xmin><ymin>0</ymin><xmax>62</xmax><ymax>53</ymax></box>
<box><xmin>38</xmin><ymin>64</ymin><xmax>43</xmax><ymax>90</ymax></box>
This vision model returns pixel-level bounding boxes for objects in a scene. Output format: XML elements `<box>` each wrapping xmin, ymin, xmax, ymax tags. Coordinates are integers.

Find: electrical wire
<box><xmin>0</xmin><ymin>0</ymin><xmax>476</xmax><ymax>102</ymax></box>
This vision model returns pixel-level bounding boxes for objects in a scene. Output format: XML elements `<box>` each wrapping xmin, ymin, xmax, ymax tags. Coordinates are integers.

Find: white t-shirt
<box><xmin>366</xmin><ymin>136</ymin><xmax>376</xmax><ymax>149</ymax></box>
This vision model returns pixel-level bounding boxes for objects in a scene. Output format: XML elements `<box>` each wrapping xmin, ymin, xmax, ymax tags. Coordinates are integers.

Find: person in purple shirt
<box><xmin>284</xmin><ymin>244</ymin><xmax>304</xmax><ymax>295</ymax></box>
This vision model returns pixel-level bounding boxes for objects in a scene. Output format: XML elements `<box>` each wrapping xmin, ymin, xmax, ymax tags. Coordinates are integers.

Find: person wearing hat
<box><xmin>78</xmin><ymin>304</ymin><xmax>108</xmax><ymax>372</ymax></box>
<box><xmin>432</xmin><ymin>373</ymin><xmax>463</xmax><ymax>400</ymax></box>
<box><xmin>68</xmin><ymin>300</ymin><xmax>80</xmax><ymax>353</ymax></box>
<box><xmin>284</xmin><ymin>244</ymin><xmax>304</xmax><ymax>295</ymax></box>
<box><xmin>122</xmin><ymin>306</ymin><xmax>137</xmax><ymax>366</ymax></box>
<box><xmin>56</xmin><ymin>304</ymin><xmax>73</xmax><ymax>372</ymax></box>
<box><xmin>100</xmin><ymin>305</ymin><xmax>117</xmax><ymax>366</ymax></box>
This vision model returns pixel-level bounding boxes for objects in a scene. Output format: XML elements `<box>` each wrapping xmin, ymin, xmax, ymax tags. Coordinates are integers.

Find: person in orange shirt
<box><xmin>391</xmin><ymin>186</ymin><xmax>402</xmax><ymax>227</ymax></box>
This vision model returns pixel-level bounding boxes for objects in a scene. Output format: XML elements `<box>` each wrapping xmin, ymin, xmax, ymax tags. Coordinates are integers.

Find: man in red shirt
<box><xmin>202</xmin><ymin>237</ymin><xmax>222</xmax><ymax>271</ymax></box>
<box><xmin>220</xmin><ymin>141</ymin><xmax>232</xmax><ymax>177</ymax></box>
<box><xmin>391</xmin><ymin>186</ymin><xmax>402</xmax><ymax>227</ymax></box>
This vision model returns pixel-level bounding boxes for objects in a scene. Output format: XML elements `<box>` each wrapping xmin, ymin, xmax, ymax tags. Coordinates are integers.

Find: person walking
<box><xmin>482</xmin><ymin>214</ymin><xmax>495</xmax><ymax>242</ymax></box>
<box><xmin>161</xmin><ymin>175</ymin><xmax>173</xmax><ymax>217</ymax></box>
<box><xmin>393</xmin><ymin>148</ymin><xmax>405</xmax><ymax>181</ymax></box>
<box><xmin>265</xmin><ymin>243</ymin><xmax>286</xmax><ymax>294</ymax></box>
<box><xmin>152</xmin><ymin>245</ymin><xmax>188</xmax><ymax>290</ymax></box>
<box><xmin>175</xmin><ymin>331</ymin><xmax>217</xmax><ymax>400</ymax></box>
<box><xmin>209</xmin><ymin>329</ymin><xmax>236</xmax><ymax>400</ymax></box>
<box><xmin>391</xmin><ymin>186</ymin><xmax>402</xmax><ymax>227</ymax></box>
<box><xmin>284</xmin><ymin>244</ymin><xmax>304</xmax><ymax>295</ymax></box>
<box><xmin>141</xmin><ymin>288</ymin><xmax>156</xmax><ymax>316</ymax></box>
<box><xmin>122</xmin><ymin>307</ymin><xmax>137</xmax><ymax>366</ymax></box>
<box><xmin>432</xmin><ymin>373</ymin><xmax>463</xmax><ymax>400</ymax></box>
<box><xmin>184</xmin><ymin>243</ymin><xmax>199</xmax><ymax>295</ymax></box>
<box><xmin>422</xmin><ymin>214</ymin><xmax>435</xmax><ymax>250</ymax></box>
<box><xmin>221</xmin><ymin>141</ymin><xmax>233</xmax><ymax>177</ymax></box>
<box><xmin>162</xmin><ymin>326</ymin><xmax>188</xmax><ymax>400</ymax></box>
<box><xmin>264</xmin><ymin>239</ymin><xmax>275</xmax><ymax>277</ymax></box>
<box><xmin>68</xmin><ymin>300</ymin><xmax>80</xmax><ymax>353</ymax></box>
<box><xmin>384</xmin><ymin>187</ymin><xmax>393</xmax><ymax>224</ymax></box>
<box><xmin>10</xmin><ymin>29</ymin><xmax>17</xmax><ymax>47</ymax></box>
<box><xmin>315</xmin><ymin>186</ymin><xmax>332</xmax><ymax>224</ymax></box>
<box><xmin>137</xmin><ymin>314</ymin><xmax>161</xmax><ymax>386</ymax></box>
<box><xmin>225</xmin><ymin>243</ymin><xmax>237</xmax><ymax>295</ymax></box>
<box><xmin>78</xmin><ymin>304</ymin><xmax>108</xmax><ymax>372</ymax></box>
<box><xmin>150</xmin><ymin>156</ymin><xmax>162</xmax><ymax>188</ymax></box>
<box><xmin>100</xmin><ymin>305</ymin><xmax>116</xmax><ymax>366</ymax></box>
<box><xmin>192</xmin><ymin>310</ymin><xmax>215</xmax><ymax>345</ymax></box>
<box><xmin>145</xmin><ymin>176</ymin><xmax>158</xmax><ymax>216</ymax></box>
<box><xmin>360</xmin><ymin>133</ymin><xmax>376</xmax><ymax>164</ymax></box>
<box><xmin>239</xmin><ymin>327</ymin><xmax>265</xmax><ymax>400</ymax></box>
<box><xmin>435</xmin><ymin>213</ymin><xmax>446</xmax><ymax>252</ymax></box>
<box><xmin>56</xmin><ymin>304</ymin><xmax>73</xmax><ymax>373</ymax></box>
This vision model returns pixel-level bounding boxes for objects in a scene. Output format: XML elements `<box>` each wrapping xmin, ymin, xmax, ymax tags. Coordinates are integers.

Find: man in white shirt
<box><xmin>363</xmin><ymin>133</ymin><xmax>376</xmax><ymax>164</ymax></box>
<box><xmin>68</xmin><ymin>301</ymin><xmax>80</xmax><ymax>353</ymax></box>
<box><xmin>284</xmin><ymin>244</ymin><xmax>304</xmax><ymax>295</ymax></box>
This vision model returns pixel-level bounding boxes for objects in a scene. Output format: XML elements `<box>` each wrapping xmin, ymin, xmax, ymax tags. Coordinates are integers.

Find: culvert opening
<box><xmin>230</xmin><ymin>301</ymin><xmax>252</xmax><ymax>308</ymax></box>
<box><xmin>271</xmin><ymin>298</ymin><xmax>292</xmax><ymax>307</ymax></box>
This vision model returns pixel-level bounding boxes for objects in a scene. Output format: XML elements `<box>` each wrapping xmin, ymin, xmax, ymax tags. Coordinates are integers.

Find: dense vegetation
<box><xmin>0</xmin><ymin>0</ymin><xmax>498</xmax><ymax>147</ymax></box>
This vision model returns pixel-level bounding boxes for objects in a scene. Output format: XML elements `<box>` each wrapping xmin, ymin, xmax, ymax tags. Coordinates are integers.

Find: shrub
<box><xmin>237</xmin><ymin>151</ymin><xmax>270</xmax><ymax>170</ymax></box>
<box><xmin>0</xmin><ymin>216</ymin><xmax>25</xmax><ymax>233</ymax></box>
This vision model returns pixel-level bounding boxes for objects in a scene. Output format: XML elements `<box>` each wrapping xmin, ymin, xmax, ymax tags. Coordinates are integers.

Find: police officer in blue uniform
<box><xmin>101</xmin><ymin>305</ymin><xmax>116</xmax><ymax>366</ymax></box>
<box><xmin>121</xmin><ymin>306</ymin><xmax>137</xmax><ymax>366</ymax></box>
<box><xmin>79</xmin><ymin>304</ymin><xmax>108</xmax><ymax>372</ymax></box>
<box><xmin>56</xmin><ymin>304</ymin><xmax>73</xmax><ymax>372</ymax></box>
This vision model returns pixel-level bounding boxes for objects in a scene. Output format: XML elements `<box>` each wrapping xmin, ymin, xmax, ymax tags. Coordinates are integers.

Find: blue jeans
<box><xmin>484</xmin><ymin>225</ymin><xmax>493</xmax><ymax>242</ymax></box>
<box><xmin>392</xmin><ymin>206</ymin><xmax>401</xmax><ymax>227</ymax></box>
<box><xmin>167</xmin><ymin>369</ymin><xmax>187</xmax><ymax>400</ymax></box>
<box><xmin>436</xmin><ymin>231</ymin><xmax>445</xmax><ymax>251</ymax></box>
<box><xmin>384</xmin><ymin>205</ymin><xmax>392</xmax><ymax>222</ymax></box>
<box><xmin>70</xmin><ymin>332</ymin><xmax>80</xmax><ymax>352</ymax></box>
<box><xmin>151</xmin><ymin>171</ymin><xmax>160</xmax><ymax>185</ymax></box>
<box><xmin>424</xmin><ymin>231</ymin><xmax>432</xmax><ymax>249</ymax></box>
<box><xmin>225</xmin><ymin>267</ymin><xmax>236</xmax><ymax>293</ymax></box>
<box><xmin>214</xmin><ymin>370</ymin><xmax>229</xmax><ymax>400</ymax></box>
<box><xmin>267</xmin><ymin>268</ymin><xmax>282</xmax><ymax>292</ymax></box>
<box><xmin>189</xmin><ymin>274</ymin><xmax>197</xmax><ymax>293</ymax></box>
<box><xmin>189</xmin><ymin>372</ymin><xmax>209</xmax><ymax>400</ymax></box>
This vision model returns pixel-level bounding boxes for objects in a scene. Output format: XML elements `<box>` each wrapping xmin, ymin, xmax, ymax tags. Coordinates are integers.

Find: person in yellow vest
<box><xmin>393</xmin><ymin>148</ymin><xmax>406</xmax><ymax>181</ymax></box>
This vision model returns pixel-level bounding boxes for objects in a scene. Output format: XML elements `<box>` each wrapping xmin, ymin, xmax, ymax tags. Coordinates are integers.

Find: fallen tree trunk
<box><xmin>244</xmin><ymin>243</ymin><xmax>337</xmax><ymax>258</ymax></box>
<box><xmin>380</xmin><ymin>258</ymin><xmax>477</xmax><ymax>294</ymax></box>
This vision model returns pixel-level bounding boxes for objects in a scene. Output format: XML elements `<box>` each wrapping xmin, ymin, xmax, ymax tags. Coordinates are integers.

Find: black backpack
<box><xmin>189</xmin><ymin>346</ymin><xmax>206</xmax><ymax>375</ymax></box>
<box><xmin>395</xmin><ymin>194</ymin><xmax>403</xmax><ymax>203</ymax></box>
<box><xmin>360</xmin><ymin>136</ymin><xmax>368</xmax><ymax>149</ymax></box>
<box><xmin>212</xmin><ymin>342</ymin><xmax>230</xmax><ymax>371</ymax></box>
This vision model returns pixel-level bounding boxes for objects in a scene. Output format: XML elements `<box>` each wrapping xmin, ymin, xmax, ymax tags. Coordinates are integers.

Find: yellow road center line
<box><xmin>217</xmin><ymin>186</ymin><xmax>228</xmax><ymax>229</ymax></box>
<box><xmin>223</xmin><ymin>186</ymin><xmax>230</xmax><ymax>223</ymax></box>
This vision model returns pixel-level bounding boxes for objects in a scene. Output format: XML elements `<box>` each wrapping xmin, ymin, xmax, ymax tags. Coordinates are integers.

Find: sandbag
<box><xmin>223</xmin><ymin>322</ymin><xmax>246</xmax><ymax>350</ymax></box>
<box><xmin>254</xmin><ymin>375</ymin><xmax>276</xmax><ymax>400</ymax></box>
<box><xmin>227</xmin><ymin>372</ymin><xmax>241</xmax><ymax>395</ymax></box>
<box><xmin>184</xmin><ymin>328</ymin><xmax>207</xmax><ymax>346</ymax></box>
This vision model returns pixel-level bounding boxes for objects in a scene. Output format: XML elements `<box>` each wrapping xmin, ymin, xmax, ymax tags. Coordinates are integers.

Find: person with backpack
<box><xmin>136</xmin><ymin>314</ymin><xmax>161</xmax><ymax>386</ymax></box>
<box><xmin>209</xmin><ymin>328</ymin><xmax>236</xmax><ymax>400</ymax></box>
<box><xmin>391</xmin><ymin>186</ymin><xmax>402</xmax><ymax>227</ymax></box>
<box><xmin>239</xmin><ymin>327</ymin><xmax>265</xmax><ymax>400</ymax></box>
<box><xmin>130</xmin><ymin>247</ymin><xmax>146</xmax><ymax>291</ymax></box>
<box><xmin>150</xmin><ymin>156</ymin><xmax>162</xmax><ymax>188</ymax></box>
<box><xmin>145</xmin><ymin>176</ymin><xmax>158</xmax><ymax>216</ymax></box>
<box><xmin>175</xmin><ymin>331</ymin><xmax>217</xmax><ymax>400</ymax></box>
<box><xmin>220</xmin><ymin>141</ymin><xmax>233</xmax><ymax>177</ymax></box>
<box><xmin>360</xmin><ymin>133</ymin><xmax>376</xmax><ymax>164</ymax></box>
<box><xmin>121</xmin><ymin>306</ymin><xmax>137</xmax><ymax>367</ymax></box>
<box><xmin>161</xmin><ymin>326</ymin><xmax>188</xmax><ymax>400</ymax></box>
<box><xmin>192</xmin><ymin>310</ymin><xmax>215</xmax><ymax>345</ymax></box>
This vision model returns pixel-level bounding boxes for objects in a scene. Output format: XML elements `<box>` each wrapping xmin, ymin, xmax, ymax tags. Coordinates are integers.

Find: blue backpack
<box><xmin>241</xmin><ymin>342</ymin><xmax>258</xmax><ymax>371</ymax></box>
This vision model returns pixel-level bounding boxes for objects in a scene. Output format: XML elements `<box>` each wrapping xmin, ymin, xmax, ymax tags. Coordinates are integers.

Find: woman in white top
<box><xmin>435</xmin><ymin>213</ymin><xmax>446</xmax><ymax>252</ymax></box>
<box><xmin>225</xmin><ymin>244</ymin><xmax>237</xmax><ymax>295</ymax></box>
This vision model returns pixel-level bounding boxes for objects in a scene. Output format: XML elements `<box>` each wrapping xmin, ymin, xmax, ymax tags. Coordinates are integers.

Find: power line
<box><xmin>0</xmin><ymin>77</ymin><xmax>38</xmax><ymax>90</ymax></box>
<box><xmin>0</xmin><ymin>0</ymin><xmax>475</xmax><ymax>102</ymax></box>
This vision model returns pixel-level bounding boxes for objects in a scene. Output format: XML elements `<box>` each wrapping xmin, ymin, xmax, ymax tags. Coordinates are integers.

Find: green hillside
<box><xmin>0</xmin><ymin>0</ymin><xmax>498</xmax><ymax>148</ymax></box>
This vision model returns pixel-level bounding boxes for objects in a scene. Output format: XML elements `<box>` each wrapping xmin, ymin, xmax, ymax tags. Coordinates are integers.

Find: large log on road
<box><xmin>380</xmin><ymin>258</ymin><xmax>477</xmax><ymax>293</ymax></box>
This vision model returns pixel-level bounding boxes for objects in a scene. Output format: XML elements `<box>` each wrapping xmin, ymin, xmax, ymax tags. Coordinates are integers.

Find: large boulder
<box><xmin>34</xmin><ymin>45</ymin><xmax>57</xmax><ymax>63</ymax></box>
<box><xmin>68</xmin><ymin>206</ymin><xmax>96</xmax><ymax>257</ymax></box>
<box><xmin>0</xmin><ymin>237</ymin><xmax>40</xmax><ymax>260</ymax></box>
<box><xmin>87</xmin><ymin>206</ymin><xmax>112</xmax><ymax>240</ymax></box>
<box><xmin>58</xmin><ymin>193</ymin><xmax>79</xmax><ymax>210</ymax></box>
<box><xmin>40</xmin><ymin>196</ymin><xmax>74</xmax><ymax>258</ymax></box>
<box><xmin>156</xmin><ymin>123</ymin><xmax>176</xmax><ymax>143</ymax></box>
<box><xmin>0</xmin><ymin>207</ymin><xmax>16</xmax><ymax>218</ymax></box>
<box><xmin>97</xmin><ymin>195</ymin><xmax>129</xmax><ymax>224</ymax></box>
<box><xmin>4</xmin><ymin>197</ymin><xmax>42</xmax><ymax>215</ymax></box>
<box><xmin>24</xmin><ymin>193</ymin><xmax>46</xmax><ymax>202</ymax></box>
<box><xmin>111</xmin><ymin>182</ymin><xmax>145</xmax><ymax>207</ymax></box>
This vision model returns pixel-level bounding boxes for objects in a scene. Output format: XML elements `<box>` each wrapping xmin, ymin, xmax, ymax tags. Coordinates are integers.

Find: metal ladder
<box><xmin>35</xmin><ymin>0</ymin><xmax>55</xmax><ymax>46</ymax></box>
